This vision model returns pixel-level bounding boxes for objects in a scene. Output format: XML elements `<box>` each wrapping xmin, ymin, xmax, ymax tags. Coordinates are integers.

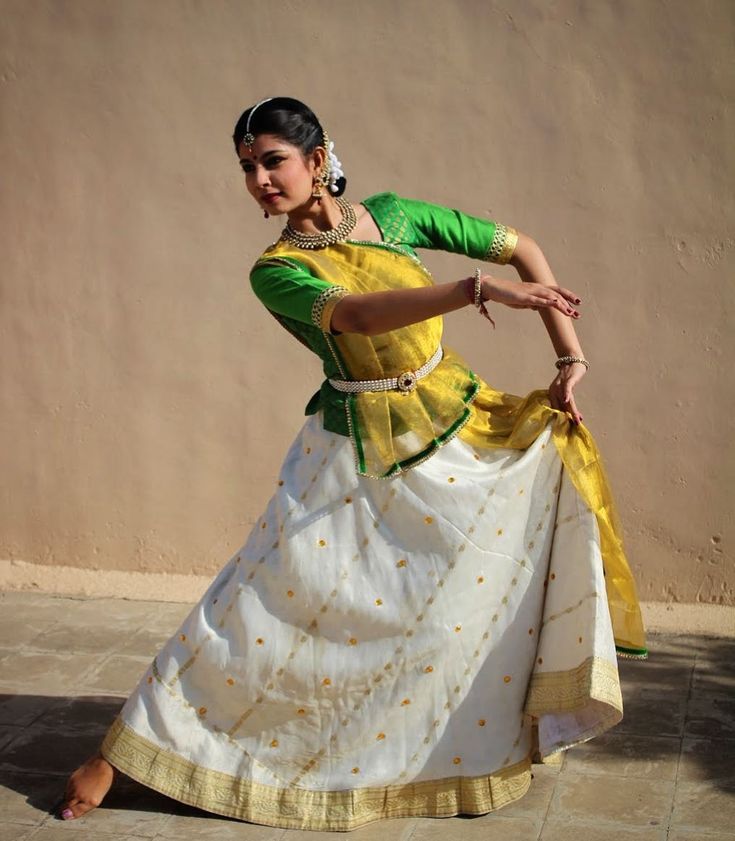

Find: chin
<box><xmin>259</xmin><ymin>205</ymin><xmax>287</xmax><ymax>217</ymax></box>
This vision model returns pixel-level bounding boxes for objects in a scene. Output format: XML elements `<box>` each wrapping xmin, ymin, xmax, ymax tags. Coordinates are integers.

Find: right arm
<box><xmin>331</xmin><ymin>274</ymin><xmax>580</xmax><ymax>335</ymax></box>
<box><xmin>251</xmin><ymin>237</ymin><xmax>580</xmax><ymax>339</ymax></box>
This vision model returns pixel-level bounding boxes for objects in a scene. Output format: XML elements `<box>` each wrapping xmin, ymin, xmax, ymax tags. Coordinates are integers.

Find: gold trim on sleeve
<box><xmin>311</xmin><ymin>285</ymin><xmax>349</xmax><ymax>333</ymax></box>
<box><xmin>485</xmin><ymin>224</ymin><xmax>519</xmax><ymax>265</ymax></box>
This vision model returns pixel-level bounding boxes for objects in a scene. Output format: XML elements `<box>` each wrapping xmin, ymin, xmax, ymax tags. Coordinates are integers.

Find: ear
<box><xmin>309</xmin><ymin>144</ymin><xmax>327</xmax><ymax>173</ymax></box>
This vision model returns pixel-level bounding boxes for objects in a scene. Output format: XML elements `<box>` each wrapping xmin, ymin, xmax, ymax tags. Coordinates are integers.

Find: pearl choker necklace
<box><xmin>281</xmin><ymin>197</ymin><xmax>357</xmax><ymax>250</ymax></box>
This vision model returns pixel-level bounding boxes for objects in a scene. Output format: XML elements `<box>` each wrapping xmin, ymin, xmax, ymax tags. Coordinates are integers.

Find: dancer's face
<box><xmin>238</xmin><ymin>134</ymin><xmax>324</xmax><ymax>216</ymax></box>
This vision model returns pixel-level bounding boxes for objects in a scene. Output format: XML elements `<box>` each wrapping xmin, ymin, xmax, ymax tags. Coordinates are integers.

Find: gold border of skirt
<box><xmin>101</xmin><ymin>716</ymin><xmax>532</xmax><ymax>832</ymax></box>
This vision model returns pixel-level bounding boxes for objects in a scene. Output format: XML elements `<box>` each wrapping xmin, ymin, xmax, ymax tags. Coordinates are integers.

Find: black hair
<box><xmin>232</xmin><ymin>97</ymin><xmax>347</xmax><ymax>197</ymax></box>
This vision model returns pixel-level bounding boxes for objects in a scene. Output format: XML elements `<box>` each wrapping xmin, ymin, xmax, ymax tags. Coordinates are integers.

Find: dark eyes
<box><xmin>241</xmin><ymin>156</ymin><xmax>285</xmax><ymax>174</ymax></box>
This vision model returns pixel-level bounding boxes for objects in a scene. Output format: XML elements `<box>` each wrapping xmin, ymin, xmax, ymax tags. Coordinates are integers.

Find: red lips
<box><xmin>261</xmin><ymin>193</ymin><xmax>281</xmax><ymax>204</ymax></box>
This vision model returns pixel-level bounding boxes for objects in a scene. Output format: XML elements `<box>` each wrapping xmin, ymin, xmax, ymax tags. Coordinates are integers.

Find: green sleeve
<box><xmin>362</xmin><ymin>191</ymin><xmax>516</xmax><ymax>263</ymax></box>
<box><xmin>249</xmin><ymin>258</ymin><xmax>348</xmax><ymax>333</ymax></box>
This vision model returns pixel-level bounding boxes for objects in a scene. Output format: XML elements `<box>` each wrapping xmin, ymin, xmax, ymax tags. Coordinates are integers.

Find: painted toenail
<box><xmin>61</xmin><ymin>808</ymin><xmax>73</xmax><ymax>819</ymax></box>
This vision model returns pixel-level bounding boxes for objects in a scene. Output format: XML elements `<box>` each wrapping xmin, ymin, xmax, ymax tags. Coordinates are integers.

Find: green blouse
<box><xmin>249</xmin><ymin>191</ymin><xmax>517</xmax><ymax>433</ymax></box>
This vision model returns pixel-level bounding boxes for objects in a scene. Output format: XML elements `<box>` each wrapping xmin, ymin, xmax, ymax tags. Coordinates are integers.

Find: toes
<box><xmin>59</xmin><ymin>797</ymin><xmax>99</xmax><ymax>820</ymax></box>
<box><xmin>71</xmin><ymin>798</ymin><xmax>99</xmax><ymax>818</ymax></box>
<box><xmin>56</xmin><ymin>796</ymin><xmax>79</xmax><ymax>820</ymax></box>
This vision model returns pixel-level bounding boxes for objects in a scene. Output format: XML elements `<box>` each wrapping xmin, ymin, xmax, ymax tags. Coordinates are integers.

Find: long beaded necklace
<box><xmin>280</xmin><ymin>197</ymin><xmax>358</xmax><ymax>250</ymax></box>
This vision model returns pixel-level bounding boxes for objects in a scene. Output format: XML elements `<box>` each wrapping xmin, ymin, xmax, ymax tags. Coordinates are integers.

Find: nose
<box><xmin>254</xmin><ymin>164</ymin><xmax>271</xmax><ymax>189</ymax></box>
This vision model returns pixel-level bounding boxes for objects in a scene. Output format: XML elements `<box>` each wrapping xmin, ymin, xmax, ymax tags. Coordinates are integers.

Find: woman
<box><xmin>58</xmin><ymin>97</ymin><xmax>647</xmax><ymax>831</ymax></box>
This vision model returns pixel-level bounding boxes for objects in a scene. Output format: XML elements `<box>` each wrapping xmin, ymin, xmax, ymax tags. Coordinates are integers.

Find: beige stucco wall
<box><xmin>1</xmin><ymin>1</ymin><xmax>733</xmax><ymax>618</ymax></box>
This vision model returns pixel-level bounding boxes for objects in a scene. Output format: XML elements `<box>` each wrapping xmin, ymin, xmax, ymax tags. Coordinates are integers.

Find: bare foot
<box><xmin>57</xmin><ymin>751</ymin><xmax>117</xmax><ymax>820</ymax></box>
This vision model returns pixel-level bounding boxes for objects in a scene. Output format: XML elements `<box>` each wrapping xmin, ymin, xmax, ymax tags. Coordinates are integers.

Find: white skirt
<box><xmin>101</xmin><ymin>410</ymin><xmax>623</xmax><ymax>831</ymax></box>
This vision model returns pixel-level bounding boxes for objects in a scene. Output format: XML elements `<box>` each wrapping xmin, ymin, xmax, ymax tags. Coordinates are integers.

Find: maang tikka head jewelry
<box><xmin>242</xmin><ymin>96</ymin><xmax>274</xmax><ymax>151</ymax></box>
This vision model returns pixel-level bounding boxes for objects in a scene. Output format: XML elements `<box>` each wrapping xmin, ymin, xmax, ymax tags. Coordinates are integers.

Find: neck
<box><xmin>286</xmin><ymin>196</ymin><xmax>343</xmax><ymax>233</ymax></box>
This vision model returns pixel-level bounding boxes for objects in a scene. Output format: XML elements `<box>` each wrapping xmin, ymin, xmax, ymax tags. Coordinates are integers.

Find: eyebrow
<box><xmin>239</xmin><ymin>149</ymin><xmax>285</xmax><ymax>164</ymax></box>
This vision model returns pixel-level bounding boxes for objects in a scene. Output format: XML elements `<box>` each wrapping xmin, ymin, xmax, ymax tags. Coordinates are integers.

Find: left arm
<box><xmin>508</xmin><ymin>232</ymin><xmax>587</xmax><ymax>424</ymax></box>
<box><xmin>369</xmin><ymin>194</ymin><xmax>587</xmax><ymax>424</ymax></box>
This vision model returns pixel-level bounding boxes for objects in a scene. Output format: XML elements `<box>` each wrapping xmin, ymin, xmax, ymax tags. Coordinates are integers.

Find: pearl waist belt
<box><xmin>328</xmin><ymin>346</ymin><xmax>444</xmax><ymax>394</ymax></box>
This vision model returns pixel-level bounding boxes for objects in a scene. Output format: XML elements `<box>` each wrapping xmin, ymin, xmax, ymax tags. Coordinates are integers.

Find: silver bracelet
<box><xmin>555</xmin><ymin>355</ymin><xmax>589</xmax><ymax>370</ymax></box>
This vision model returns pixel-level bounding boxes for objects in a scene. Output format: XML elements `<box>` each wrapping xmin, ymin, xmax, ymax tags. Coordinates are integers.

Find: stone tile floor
<box><xmin>0</xmin><ymin>590</ymin><xmax>733</xmax><ymax>840</ymax></box>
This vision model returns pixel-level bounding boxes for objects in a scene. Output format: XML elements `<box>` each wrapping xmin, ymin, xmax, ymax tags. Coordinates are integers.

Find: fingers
<box><xmin>528</xmin><ymin>293</ymin><xmax>580</xmax><ymax>318</ymax></box>
<box><xmin>548</xmin><ymin>389</ymin><xmax>563</xmax><ymax>412</ymax></box>
<box><xmin>546</xmin><ymin>291</ymin><xmax>580</xmax><ymax>318</ymax></box>
<box><xmin>549</xmin><ymin>379</ymin><xmax>584</xmax><ymax>425</ymax></box>
<box><xmin>569</xmin><ymin>397</ymin><xmax>583</xmax><ymax>425</ymax></box>
<box><xmin>563</xmin><ymin>391</ymin><xmax>583</xmax><ymax>425</ymax></box>
<box><xmin>525</xmin><ymin>284</ymin><xmax>581</xmax><ymax>318</ymax></box>
<box><xmin>555</xmin><ymin>286</ymin><xmax>582</xmax><ymax>306</ymax></box>
<box><xmin>548</xmin><ymin>378</ymin><xmax>565</xmax><ymax>412</ymax></box>
<box><xmin>490</xmin><ymin>278</ymin><xmax>581</xmax><ymax>318</ymax></box>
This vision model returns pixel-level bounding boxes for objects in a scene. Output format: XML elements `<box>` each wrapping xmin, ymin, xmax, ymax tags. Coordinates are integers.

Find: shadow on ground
<box><xmin>1</xmin><ymin>590</ymin><xmax>733</xmax><ymax>840</ymax></box>
<box><xmin>1</xmin><ymin>639</ymin><xmax>734</xmax><ymax>814</ymax></box>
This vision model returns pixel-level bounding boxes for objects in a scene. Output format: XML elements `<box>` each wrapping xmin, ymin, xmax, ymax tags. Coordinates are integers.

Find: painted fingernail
<box><xmin>575</xmin><ymin>298</ymin><xmax>581</xmax><ymax>303</ymax></box>
<box><xmin>61</xmin><ymin>808</ymin><xmax>73</xmax><ymax>820</ymax></box>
